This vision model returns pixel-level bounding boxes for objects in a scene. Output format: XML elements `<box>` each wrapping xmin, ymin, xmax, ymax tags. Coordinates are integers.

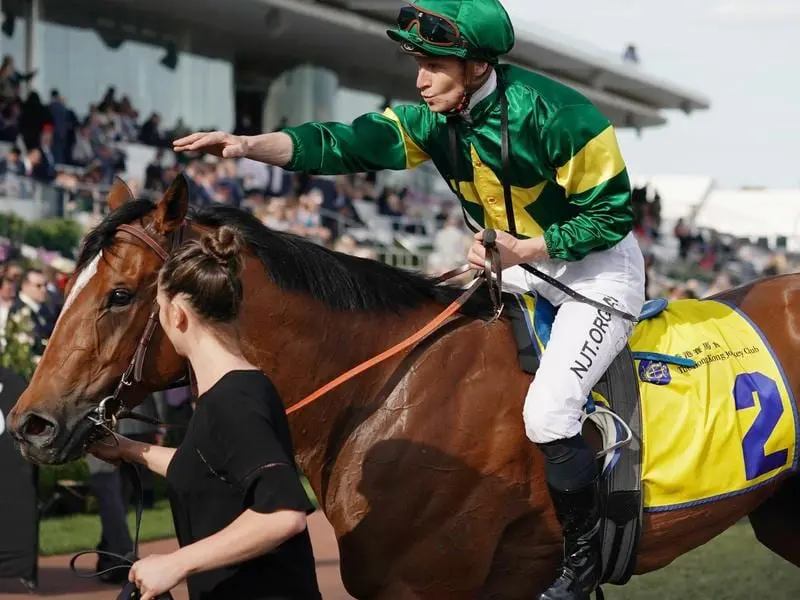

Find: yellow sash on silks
<box><xmin>630</xmin><ymin>298</ymin><xmax>799</xmax><ymax>511</ymax></box>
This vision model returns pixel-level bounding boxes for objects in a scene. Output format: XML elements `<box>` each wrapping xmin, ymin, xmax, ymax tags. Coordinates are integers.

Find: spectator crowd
<box><xmin>0</xmin><ymin>51</ymin><xmax>796</xmax><ymax>338</ymax></box>
<box><xmin>0</xmin><ymin>51</ymin><xmax>195</xmax><ymax>200</ymax></box>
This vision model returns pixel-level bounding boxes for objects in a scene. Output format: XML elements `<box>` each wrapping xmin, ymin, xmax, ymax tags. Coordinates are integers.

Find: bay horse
<box><xmin>6</xmin><ymin>175</ymin><xmax>800</xmax><ymax>599</ymax></box>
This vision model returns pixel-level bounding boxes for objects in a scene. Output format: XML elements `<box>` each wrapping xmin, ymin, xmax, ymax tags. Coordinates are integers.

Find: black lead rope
<box><xmin>69</xmin><ymin>460</ymin><xmax>174</xmax><ymax>600</ymax></box>
<box><xmin>446</xmin><ymin>73</ymin><xmax>638</xmax><ymax>324</ymax></box>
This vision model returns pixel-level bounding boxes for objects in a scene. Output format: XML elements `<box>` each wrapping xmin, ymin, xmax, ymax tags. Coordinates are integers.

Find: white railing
<box><xmin>377</xmin><ymin>248</ymin><xmax>429</xmax><ymax>272</ymax></box>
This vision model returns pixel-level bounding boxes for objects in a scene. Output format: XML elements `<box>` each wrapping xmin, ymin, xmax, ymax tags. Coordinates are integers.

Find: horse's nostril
<box><xmin>20</xmin><ymin>413</ymin><xmax>58</xmax><ymax>443</ymax></box>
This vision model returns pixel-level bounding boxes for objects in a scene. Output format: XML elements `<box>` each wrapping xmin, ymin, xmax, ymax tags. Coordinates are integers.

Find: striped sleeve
<box><xmin>382</xmin><ymin>107</ymin><xmax>431</xmax><ymax>169</ymax></box>
<box><xmin>282</xmin><ymin>106</ymin><xmax>429</xmax><ymax>175</ymax></box>
<box><xmin>541</xmin><ymin>104</ymin><xmax>634</xmax><ymax>262</ymax></box>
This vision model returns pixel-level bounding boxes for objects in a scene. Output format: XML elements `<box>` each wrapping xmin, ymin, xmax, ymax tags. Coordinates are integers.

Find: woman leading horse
<box><xmin>6</xmin><ymin>174</ymin><xmax>800</xmax><ymax>599</ymax></box>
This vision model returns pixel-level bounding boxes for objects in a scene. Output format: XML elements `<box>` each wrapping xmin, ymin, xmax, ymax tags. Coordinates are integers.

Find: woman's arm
<box><xmin>121</xmin><ymin>437</ymin><xmax>176</xmax><ymax>477</ymax></box>
<box><xmin>128</xmin><ymin>507</ymin><xmax>308</xmax><ymax>599</ymax></box>
<box><xmin>90</xmin><ymin>434</ymin><xmax>176</xmax><ymax>478</ymax></box>
<box><xmin>174</xmin><ymin>508</ymin><xmax>307</xmax><ymax>576</ymax></box>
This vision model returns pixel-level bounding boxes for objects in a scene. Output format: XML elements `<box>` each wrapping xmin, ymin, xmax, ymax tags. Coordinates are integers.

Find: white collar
<box><xmin>19</xmin><ymin>292</ymin><xmax>41</xmax><ymax>313</ymax></box>
<box><xmin>468</xmin><ymin>69</ymin><xmax>498</xmax><ymax>113</ymax></box>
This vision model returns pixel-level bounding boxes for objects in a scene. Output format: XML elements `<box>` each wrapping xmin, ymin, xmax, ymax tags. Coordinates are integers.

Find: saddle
<box><xmin>505</xmin><ymin>293</ymin><xmax>676</xmax><ymax>586</ymax></box>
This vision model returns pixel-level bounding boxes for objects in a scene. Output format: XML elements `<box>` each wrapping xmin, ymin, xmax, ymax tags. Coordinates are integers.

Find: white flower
<box><xmin>15</xmin><ymin>333</ymin><xmax>34</xmax><ymax>345</ymax></box>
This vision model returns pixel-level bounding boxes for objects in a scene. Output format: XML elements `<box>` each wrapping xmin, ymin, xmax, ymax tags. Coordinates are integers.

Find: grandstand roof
<box><xmin>83</xmin><ymin>0</ymin><xmax>708</xmax><ymax>129</ymax></box>
<box><xmin>325</xmin><ymin>1</ymin><xmax>709</xmax><ymax>113</ymax></box>
<box><xmin>631</xmin><ymin>174</ymin><xmax>716</xmax><ymax>224</ymax></box>
<box><xmin>695</xmin><ymin>189</ymin><xmax>800</xmax><ymax>240</ymax></box>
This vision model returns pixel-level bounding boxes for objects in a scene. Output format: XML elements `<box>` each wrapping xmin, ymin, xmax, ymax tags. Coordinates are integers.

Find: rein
<box><xmin>286</xmin><ymin>229</ymin><xmax>503</xmax><ymax>415</ymax></box>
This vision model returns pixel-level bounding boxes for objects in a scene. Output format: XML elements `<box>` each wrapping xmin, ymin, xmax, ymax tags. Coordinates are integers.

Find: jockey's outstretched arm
<box><xmin>254</xmin><ymin>107</ymin><xmax>431</xmax><ymax>175</ymax></box>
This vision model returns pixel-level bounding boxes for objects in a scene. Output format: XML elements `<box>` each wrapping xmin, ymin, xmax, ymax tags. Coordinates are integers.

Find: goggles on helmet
<box><xmin>396</xmin><ymin>5</ymin><xmax>463</xmax><ymax>47</ymax></box>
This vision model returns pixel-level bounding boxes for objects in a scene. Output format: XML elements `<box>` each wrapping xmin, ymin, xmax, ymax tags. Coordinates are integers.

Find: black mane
<box><xmin>76</xmin><ymin>201</ymin><xmax>495</xmax><ymax>318</ymax></box>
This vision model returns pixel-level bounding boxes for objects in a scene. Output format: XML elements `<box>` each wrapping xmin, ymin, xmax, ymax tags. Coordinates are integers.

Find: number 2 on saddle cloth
<box><xmin>734</xmin><ymin>372</ymin><xmax>790</xmax><ymax>481</ymax></box>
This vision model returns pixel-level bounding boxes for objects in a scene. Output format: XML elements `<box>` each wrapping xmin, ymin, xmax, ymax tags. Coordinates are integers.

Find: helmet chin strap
<box><xmin>445</xmin><ymin>60</ymin><xmax>488</xmax><ymax>117</ymax></box>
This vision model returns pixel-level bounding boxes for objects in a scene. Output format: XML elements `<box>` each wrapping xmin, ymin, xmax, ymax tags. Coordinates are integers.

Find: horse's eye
<box><xmin>108</xmin><ymin>289</ymin><xmax>134</xmax><ymax>307</ymax></box>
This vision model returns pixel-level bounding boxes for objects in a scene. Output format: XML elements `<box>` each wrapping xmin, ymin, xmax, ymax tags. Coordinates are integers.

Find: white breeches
<box><xmin>503</xmin><ymin>232</ymin><xmax>646</xmax><ymax>444</ymax></box>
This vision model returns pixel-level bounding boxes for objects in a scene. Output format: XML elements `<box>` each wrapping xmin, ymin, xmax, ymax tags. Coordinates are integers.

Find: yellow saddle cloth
<box><xmin>630</xmin><ymin>298</ymin><xmax>800</xmax><ymax>511</ymax></box>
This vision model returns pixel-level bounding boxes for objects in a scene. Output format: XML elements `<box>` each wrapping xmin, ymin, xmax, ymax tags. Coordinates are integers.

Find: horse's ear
<box><xmin>153</xmin><ymin>172</ymin><xmax>190</xmax><ymax>234</ymax></box>
<box><xmin>106</xmin><ymin>176</ymin><xmax>135</xmax><ymax>212</ymax></box>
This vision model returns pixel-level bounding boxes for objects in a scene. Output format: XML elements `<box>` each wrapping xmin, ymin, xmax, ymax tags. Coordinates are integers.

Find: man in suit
<box><xmin>48</xmin><ymin>89</ymin><xmax>72</xmax><ymax>165</ymax></box>
<box><xmin>32</xmin><ymin>126</ymin><xmax>57</xmax><ymax>183</ymax></box>
<box><xmin>41</xmin><ymin>265</ymin><xmax>64</xmax><ymax>319</ymax></box>
<box><xmin>8</xmin><ymin>269</ymin><xmax>55</xmax><ymax>360</ymax></box>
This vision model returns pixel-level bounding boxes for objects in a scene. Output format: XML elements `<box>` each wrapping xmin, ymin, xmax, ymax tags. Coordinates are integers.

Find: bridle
<box><xmin>85</xmin><ymin>220</ymin><xmax>193</xmax><ymax>442</ymax></box>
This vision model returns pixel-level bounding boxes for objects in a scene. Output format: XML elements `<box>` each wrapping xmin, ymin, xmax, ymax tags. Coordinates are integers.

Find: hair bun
<box><xmin>200</xmin><ymin>225</ymin><xmax>244</xmax><ymax>265</ymax></box>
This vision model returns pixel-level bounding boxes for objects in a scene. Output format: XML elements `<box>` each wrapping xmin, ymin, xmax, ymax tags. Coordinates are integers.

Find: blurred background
<box><xmin>0</xmin><ymin>0</ymin><xmax>798</xmax><ymax>598</ymax></box>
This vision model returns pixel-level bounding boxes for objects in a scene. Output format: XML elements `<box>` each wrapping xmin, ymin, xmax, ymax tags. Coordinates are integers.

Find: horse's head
<box><xmin>6</xmin><ymin>175</ymin><xmax>191</xmax><ymax>464</ymax></box>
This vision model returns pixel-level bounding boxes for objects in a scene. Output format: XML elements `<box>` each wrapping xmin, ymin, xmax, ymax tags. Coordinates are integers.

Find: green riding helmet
<box><xmin>387</xmin><ymin>0</ymin><xmax>515</xmax><ymax>64</ymax></box>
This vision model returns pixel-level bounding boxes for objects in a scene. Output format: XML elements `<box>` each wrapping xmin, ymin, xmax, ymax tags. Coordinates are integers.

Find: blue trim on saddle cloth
<box><xmin>630</xmin><ymin>352</ymin><xmax>697</xmax><ymax>368</ymax></box>
<box><xmin>632</xmin><ymin>298</ymin><xmax>697</xmax><ymax>369</ymax></box>
<box><xmin>646</xmin><ymin>299</ymin><xmax>800</xmax><ymax>513</ymax></box>
<box><xmin>515</xmin><ymin>292</ymin><xmax>556</xmax><ymax>359</ymax></box>
<box><xmin>643</xmin><ymin>476</ymin><xmax>789</xmax><ymax>513</ymax></box>
<box><xmin>534</xmin><ymin>295</ymin><xmax>556</xmax><ymax>351</ymax></box>
<box><xmin>515</xmin><ymin>293</ymin><xmax>539</xmax><ymax>353</ymax></box>
<box><xmin>639</xmin><ymin>297</ymin><xmax>668</xmax><ymax>321</ymax></box>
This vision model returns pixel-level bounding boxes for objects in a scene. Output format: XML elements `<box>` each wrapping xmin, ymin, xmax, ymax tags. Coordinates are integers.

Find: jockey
<box><xmin>173</xmin><ymin>1</ymin><xmax>646</xmax><ymax>597</ymax></box>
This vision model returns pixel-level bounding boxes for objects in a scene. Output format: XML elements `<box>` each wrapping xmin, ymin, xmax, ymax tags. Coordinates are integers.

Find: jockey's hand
<box><xmin>467</xmin><ymin>230</ymin><xmax>549</xmax><ymax>271</ymax></box>
<box><xmin>173</xmin><ymin>131</ymin><xmax>247</xmax><ymax>158</ymax></box>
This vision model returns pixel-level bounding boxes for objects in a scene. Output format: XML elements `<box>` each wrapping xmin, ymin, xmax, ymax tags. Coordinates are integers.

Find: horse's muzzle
<box><xmin>10</xmin><ymin>406</ymin><xmax>99</xmax><ymax>465</ymax></box>
<box><xmin>11</xmin><ymin>411</ymin><xmax>59</xmax><ymax>448</ymax></box>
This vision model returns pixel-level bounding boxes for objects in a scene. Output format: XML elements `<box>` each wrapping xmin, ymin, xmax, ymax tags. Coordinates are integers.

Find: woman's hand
<box><xmin>466</xmin><ymin>230</ymin><xmax>549</xmax><ymax>271</ymax></box>
<box><xmin>87</xmin><ymin>434</ymin><xmax>132</xmax><ymax>466</ymax></box>
<box><xmin>129</xmin><ymin>553</ymin><xmax>188</xmax><ymax>600</ymax></box>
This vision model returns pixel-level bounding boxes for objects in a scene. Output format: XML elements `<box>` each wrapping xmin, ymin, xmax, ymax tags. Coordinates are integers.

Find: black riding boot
<box><xmin>537</xmin><ymin>436</ymin><xmax>602</xmax><ymax>600</ymax></box>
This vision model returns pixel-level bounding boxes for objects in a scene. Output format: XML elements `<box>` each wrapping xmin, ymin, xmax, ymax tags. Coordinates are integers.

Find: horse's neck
<box><xmin>239</xmin><ymin>284</ymin><xmax>440</xmax><ymax>472</ymax></box>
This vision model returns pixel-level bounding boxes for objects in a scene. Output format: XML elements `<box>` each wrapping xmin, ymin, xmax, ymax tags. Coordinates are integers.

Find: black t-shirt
<box><xmin>166</xmin><ymin>370</ymin><xmax>321</xmax><ymax>600</ymax></box>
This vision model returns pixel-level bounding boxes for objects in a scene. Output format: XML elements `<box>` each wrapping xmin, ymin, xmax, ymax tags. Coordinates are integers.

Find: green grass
<box><xmin>40</xmin><ymin>478</ymin><xmax>319</xmax><ymax>557</ymax></box>
<box><xmin>39</xmin><ymin>499</ymin><xmax>176</xmax><ymax>556</ymax></box>
<box><xmin>605</xmin><ymin>520</ymin><xmax>800</xmax><ymax>599</ymax></box>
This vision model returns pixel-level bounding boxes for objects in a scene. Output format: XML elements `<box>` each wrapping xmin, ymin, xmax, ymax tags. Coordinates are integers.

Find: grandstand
<box><xmin>0</xmin><ymin>0</ymin><xmax>713</xmax><ymax>275</ymax></box>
